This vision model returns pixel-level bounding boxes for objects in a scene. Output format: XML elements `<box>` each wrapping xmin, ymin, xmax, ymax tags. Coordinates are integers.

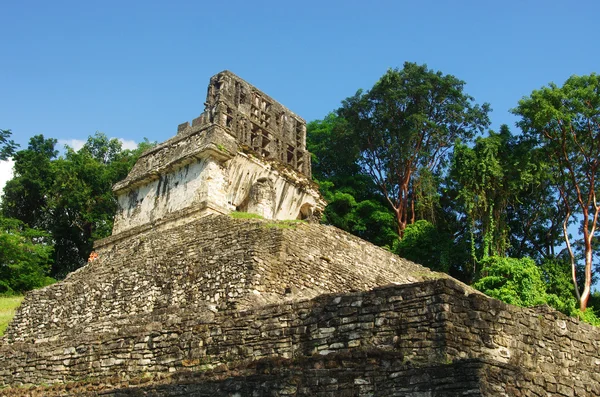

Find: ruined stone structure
<box><xmin>112</xmin><ymin>71</ymin><xmax>325</xmax><ymax>235</ymax></box>
<box><xmin>1</xmin><ymin>73</ymin><xmax>599</xmax><ymax>396</ymax></box>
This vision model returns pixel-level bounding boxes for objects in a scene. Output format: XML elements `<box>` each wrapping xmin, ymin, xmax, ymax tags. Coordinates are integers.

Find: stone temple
<box><xmin>112</xmin><ymin>70</ymin><xmax>325</xmax><ymax>236</ymax></box>
<box><xmin>1</xmin><ymin>72</ymin><xmax>599</xmax><ymax>396</ymax></box>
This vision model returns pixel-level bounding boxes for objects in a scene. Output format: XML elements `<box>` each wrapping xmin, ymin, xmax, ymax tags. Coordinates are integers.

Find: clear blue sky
<box><xmin>2</xmin><ymin>0</ymin><xmax>598</xmax><ymax>150</ymax></box>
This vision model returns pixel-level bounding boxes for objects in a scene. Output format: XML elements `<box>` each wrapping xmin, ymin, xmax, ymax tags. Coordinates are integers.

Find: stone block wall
<box><xmin>5</xmin><ymin>215</ymin><xmax>436</xmax><ymax>343</ymax></box>
<box><xmin>113</xmin><ymin>124</ymin><xmax>236</xmax><ymax>195</ymax></box>
<box><xmin>2</xmin><ymin>356</ymin><xmax>516</xmax><ymax>396</ymax></box>
<box><xmin>2</xmin><ymin>278</ymin><xmax>599</xmax><ymax>396</ymax></box>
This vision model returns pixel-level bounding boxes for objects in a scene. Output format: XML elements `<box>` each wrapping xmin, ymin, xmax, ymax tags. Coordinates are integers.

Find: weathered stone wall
<box><xmin>2</xmin><ymin>279</ymin><xmax>599</xmax><ymax>396</ymax></box>
<box><xmin>1</xmin><ymin>356</ymin><xmax>516</xmax><ymax>396</ymax></box>
<box><xmin>5</xmin><ymin>215</ymin><xmax>434</xmax><ymax>343</ymax></box>
<box><xmin>112</xmin><ymin>125</ymin><xmax>237</xmax><ymax>195</ymax></box>
<box><xmin>224</xmin><ymin>152</ymin><xmax>324</xmax><ymax>221</ymax></box>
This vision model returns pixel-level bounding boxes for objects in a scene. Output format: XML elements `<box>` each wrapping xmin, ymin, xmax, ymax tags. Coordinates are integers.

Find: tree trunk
<box><xmin>396</xmin><ymin>180</ymin><xmax>410</xmax><ymax>239</ymax></box>
<box><xmin>580</xmin><ymin>237</ymin><xmax>593</xmax><ymax>311</ymax></box>
<box><xmin>396</xmin><ymin>208</ymin><xmax>407</xmax><ymax>239</ymax></box>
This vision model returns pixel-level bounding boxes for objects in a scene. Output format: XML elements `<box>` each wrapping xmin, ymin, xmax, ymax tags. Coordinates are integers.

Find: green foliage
<box><xmin>394</xmin><ymin>220</ymin><xmax>451</xmax><ymax>272</ymax></box>
<box><xmin>474</xmin><ymin>256</ymin><xmax>598</xmax><ymax>326</ymax></box>
<box><xmin>0</xmin><ymin>217</ymin><xmax>55</xmax><ymax>294</ymax></box>
<box><xmin>539</xmin><ymin>258</ymin><xmax>578</xmax><ymax>314</ymax></box>
<box><xmin>451</xmin><ymin>129</ymin><xmax>510</xmax><ymax>259</ymax></box>
<box><xmin>474</xmin><ymin>256</ymin><xmax>548</xmax><ymax>307</ymax></box>
<box><xmin>0</xmin><ymin>295</ymin><xmax>24</xmax><ymax>336</ymax></box>
<box><xmin>587</xmin><ymin>291</ymin><xmax>600</xmax><ymax>320</ymax></box>
<box><xmin>0</xmin><ymin>129</ymin><xmax>19</xmax><ymax>161</ymax></box>
<box><xmin>446</xmin><ymin>125</ymin><xmax>563</xmax><ymax>281</ymax></box>
<box><xmin>1</xmin><ymin>135</ymin><xmax>58</xmax><ymax>229</ymax></box>
<box><xmin>513</xmin><ymin>73</ymin><xmax>600</xmax><ymax>311</ymax></box>
<box><xmin>1</xmin><ymin>132</ymin><xmax>156</xmax><ymax>278</ymax></box>
<box><xmin>318</xmin><ymin>179</ymin><xmax>398</xmax><ymax>248</ymax></box>
<box><xmin>308</xmin><ymin>115</ymin><xmax>398</xmax><ymax>249</ymax></box>
<box><xmin>573</xmin><ymin>308</ymin><xmax>600</xmax><ymax>327</ymax></box>
<box><xmin>306</xmin><ymin>113</ymin><xmax>361</xmax><ymax>181</ymax></box>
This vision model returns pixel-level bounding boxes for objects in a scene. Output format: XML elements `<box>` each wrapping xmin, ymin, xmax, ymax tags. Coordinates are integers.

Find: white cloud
<box><xmin>117</xmin><ymin>138</ymin><xmax>137</xmax><ymax>150</ymax></box>
<box><xmin>0</xmin><ymin>159</ymin><xmax>15</xmax><ymax>198</ymax></box>
<box><xmin>58</xmin><ymin>139</ymin><xmax>86</xmax><ymax>151</ymax></box>
<box><xmin>57</xmin><ymin>137</ymin><xmax>138</xmax><ymax>152</ymax></box>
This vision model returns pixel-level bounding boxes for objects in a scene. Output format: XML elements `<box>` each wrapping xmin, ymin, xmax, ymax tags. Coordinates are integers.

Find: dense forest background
<box><xmin>1</xmin><ymin>63</ymin><xmax>599</xmax><ymax>324</ymax></box>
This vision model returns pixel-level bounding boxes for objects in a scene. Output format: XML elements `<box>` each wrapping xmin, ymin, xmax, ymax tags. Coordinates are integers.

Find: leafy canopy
<box><xmin>337</xmin><ymin>62</ymin><xmax>490</xmax><ymax>237</ymax></box>
<box><xmin>513</xmin><ymin>73</ymin><xmax>600</xmax><ymax>311</ymax></box>
<box><xmin>474</xmin><ymin>256</ymin><xmax>548</xmax><ymax>308</ymax></box>
<box><xmin>0</xmin><ymin>129</ymin><xmax>19</xmax><ymax>161</ymax></box>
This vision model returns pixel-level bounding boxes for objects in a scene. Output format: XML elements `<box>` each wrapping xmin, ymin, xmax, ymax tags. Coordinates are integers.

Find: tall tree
<box><xmin>337</xmin><ymin>62</ymin><xmax>490</xmax><ymax>238</ymax></box>
<box><xmin>513</xmin><ymin>73</ymin><xmax>600</xmax><ymax>311</ymax></box>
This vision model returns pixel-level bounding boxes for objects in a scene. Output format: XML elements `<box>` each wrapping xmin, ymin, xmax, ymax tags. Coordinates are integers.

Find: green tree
<box><xmin>307</xmin><ymin>114</ymin><xmax>398</xmax><ymax>248</ymax></box>
<box><xmin>0</xmin><ymin>217</ymin><xmax>54</xmax><ymax>294</ymax></box>
<box><xmin>319</xmin><ymin>180</ymin><xmax>398</xmax><ymax>248</ymax></box>
<box><xmin>46</xmin><ymin>133</ymin><xmax>153</xmax><ymax>276</ymax></box>
<box><xmin>337</xmin><ymin>62</ymin><xmax>490</xmax><ymax>238</ymax></box>
<box><xmin>307</xmin><ymin>113</ymin><xmax>361</xmax><ymax>181</ymax></box>
<box><xmin>539</xmin><ymin>257</ymin><xmax>578</xmax><ymax>314</ymax></box>
<box><xmin>0</xmin><ymin>129</ymin><xmax>19</xmax><ymax>160</ymax></box>
<box><xmin>513</xmin><ymin>73</ymin><xmax>600</xmax><ymax>311</ymax></box>
<box><xmin>1</xmin><ymin>135</ymin><xmax>58</xmax><ymax>229</ymax></box>
<box><xmin>2</xmin><ymin>132</ymin><xmax>155</xmax><ymax>278</ymax></box>
<box><xmin>447</xmin><ymin>125</ymin><xmax>561</xmax><ymax>280</ymax></box>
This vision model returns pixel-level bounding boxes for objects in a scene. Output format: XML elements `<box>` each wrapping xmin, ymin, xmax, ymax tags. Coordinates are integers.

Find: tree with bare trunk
<box><xmin>514</xmin><ymin>73</ymin><xmax>600</xmax><ymax>311</ymax></box>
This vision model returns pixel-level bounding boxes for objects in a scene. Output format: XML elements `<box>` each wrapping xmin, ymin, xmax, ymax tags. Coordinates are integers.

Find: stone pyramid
<box><xmin>1</xmin><ymin>72</ymin><xmax>598</xmax><ymax>396</ymax></box>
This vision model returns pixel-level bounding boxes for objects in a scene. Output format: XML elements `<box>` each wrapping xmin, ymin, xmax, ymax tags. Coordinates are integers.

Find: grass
<box><xmin>230</xmin><ymin>211</ymin><xmax>306</xmax><ymax>229</ymax></box>
<box><xmin>229</xmin><ymin>211</ymin><xmax>264</xmax><ymax>220</ymax></box>
<box><xmin>0</xmin><ymin>295</ymin><xmax>24</xmax><ymax>337</ymax></box>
